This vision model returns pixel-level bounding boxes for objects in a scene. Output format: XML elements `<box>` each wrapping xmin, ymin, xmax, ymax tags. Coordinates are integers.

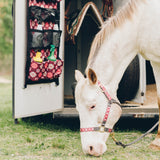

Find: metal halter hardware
<box><xmin>80</xmin><ymin>81</ymin><xmax>121</xmax><ymax>133</ymax></box>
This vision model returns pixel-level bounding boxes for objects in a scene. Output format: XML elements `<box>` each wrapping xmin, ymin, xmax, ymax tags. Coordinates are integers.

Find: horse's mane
<box><xmin>87</xmin><ymin>0</ymin><xmax>146</xmax><ymax>66</ymax></box>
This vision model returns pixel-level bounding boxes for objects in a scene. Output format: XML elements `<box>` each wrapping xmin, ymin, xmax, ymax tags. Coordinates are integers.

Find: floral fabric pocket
<box><xmin>27</xmin><ymin>48</ymin><xmax>63</xmax><ymax>83</ymax></box>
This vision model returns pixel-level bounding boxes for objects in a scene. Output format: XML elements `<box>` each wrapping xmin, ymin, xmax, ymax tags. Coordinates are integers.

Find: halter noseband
<box><xmin>80</xmin><ymin>81</ymin><xmax>121</xmax><ymax>133</ymax></box>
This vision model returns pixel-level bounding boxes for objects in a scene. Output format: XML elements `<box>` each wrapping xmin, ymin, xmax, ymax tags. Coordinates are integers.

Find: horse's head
<box><xmin>75</xmin><ymin>68</ymin><xmax>122</xmax><ymax>156</ymax></box>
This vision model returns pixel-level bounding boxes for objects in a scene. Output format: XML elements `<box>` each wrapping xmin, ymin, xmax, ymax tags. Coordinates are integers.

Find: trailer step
<box><xmin>54</xmin><ymin>106</ymin><xmax>159</xmax><ymax>118</ymax></box>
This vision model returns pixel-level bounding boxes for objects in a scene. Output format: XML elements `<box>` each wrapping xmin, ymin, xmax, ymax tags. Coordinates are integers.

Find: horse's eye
<box><xmin>90</xmin><ymin>105</ymin><xmax>96</xmax><ymax>110</ymax></box>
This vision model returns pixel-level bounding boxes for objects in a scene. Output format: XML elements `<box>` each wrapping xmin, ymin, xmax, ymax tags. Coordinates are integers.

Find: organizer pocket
<box><xmin>29</xmin><ymin>0</ymin><xmax>61</xmax><ymax>9</ymax></box>
<box><xmin>30</xmin><ymin>19</ymin><xmax>56</xmax><ymax>30</ymax></box>
<box><xmin>30</xmin><ymin>6</ymin><xmax>58</xmax><ymax>23</ymax></box>
<box><xmin>28</xmin><ymin>60</ymin><xmax>63</xmax><ymax>81</ymax></box>
<box><xmin>28</xmin><ymin>48</ymin><xmax>63</xmax><ymax>82</ymax></box>
<box><xmin>29</xmin><ymin>30</ymin><xmax>61</xmax><ymax>48</ymax></box>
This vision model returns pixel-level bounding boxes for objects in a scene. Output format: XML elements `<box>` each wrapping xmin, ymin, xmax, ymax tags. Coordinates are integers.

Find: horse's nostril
<box><xmin>89</xmin><ymin>146</ymin><xmax>93</xmax><ymax>151</ymax></box>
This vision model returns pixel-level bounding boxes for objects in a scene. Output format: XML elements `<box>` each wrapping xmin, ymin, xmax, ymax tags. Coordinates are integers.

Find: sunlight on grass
<box><xmin>52</xmin><ymin>139</ymin><xmax>65</xmax><ymax>149</ymax></box>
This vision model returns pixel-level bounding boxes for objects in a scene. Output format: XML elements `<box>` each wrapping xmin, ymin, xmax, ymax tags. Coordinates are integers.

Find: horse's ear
<box><xmin>88</xmin><ymin>68</ymin><xmax>97</xmax><ymax>85</ymax></box>
<box><xmin>75</xmin><ymin>70</ymin><xmax>84</xmax><ymax>82</ymax></box>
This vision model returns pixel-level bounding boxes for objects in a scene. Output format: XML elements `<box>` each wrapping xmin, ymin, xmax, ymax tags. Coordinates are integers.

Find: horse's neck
<box><xmin>93</xmin><ymin>18</ymin><xmax>139</xmax><ymax>95</ymax></box>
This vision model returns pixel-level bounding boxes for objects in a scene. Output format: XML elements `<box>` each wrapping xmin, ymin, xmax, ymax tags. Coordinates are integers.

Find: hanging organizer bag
<box><xmin>26</xmin><ymin>0</ymin><xmax>63</xmax><ymax>85</ymax></box>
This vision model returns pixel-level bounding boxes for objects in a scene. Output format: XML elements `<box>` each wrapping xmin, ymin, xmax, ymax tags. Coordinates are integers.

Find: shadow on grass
<box><xmin>21</xmin><ymin>113</ymin><xmax>159</xmax><ymax>133</ymax></box>
<box><xmin>115</xmin><ymin>117</ymin><xmax>159</xmax><ymax>133</ymax></box>
<box><xmin>21</xmin><ymin>114</ymin><xmax>80</xmax><ymax>132</ymax></box>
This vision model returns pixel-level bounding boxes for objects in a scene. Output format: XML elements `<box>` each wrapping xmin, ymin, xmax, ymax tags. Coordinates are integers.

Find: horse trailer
<box><xmin>13</xmin><ymin>0</ymin><xmax>158</xmax><ymax>122</ymax></box>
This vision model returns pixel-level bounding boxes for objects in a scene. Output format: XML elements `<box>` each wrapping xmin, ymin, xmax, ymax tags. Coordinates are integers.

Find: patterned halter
<box><xmin>80</xmin><ymin>81</ymin><xmax>121</xmax><ymax>133</ymax></box>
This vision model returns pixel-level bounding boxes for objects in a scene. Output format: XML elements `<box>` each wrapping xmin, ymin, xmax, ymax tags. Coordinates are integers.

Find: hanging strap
<box><xmin>102</xmin><ymin>0</ymin><xmax>113</xmax><ymax>19</ymax></box>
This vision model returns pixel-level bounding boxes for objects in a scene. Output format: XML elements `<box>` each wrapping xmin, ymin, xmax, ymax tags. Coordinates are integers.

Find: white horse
<box><xmin>75</xmin><ymin>0</ymin><xmax>160</xmax><ymax>156</ymax></box>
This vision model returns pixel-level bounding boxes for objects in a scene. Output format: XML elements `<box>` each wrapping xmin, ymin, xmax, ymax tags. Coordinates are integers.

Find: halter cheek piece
<box><xmin>80</xmin><ymin>81</ymin><xmax>121</xmax><ymax>133</ymax></box>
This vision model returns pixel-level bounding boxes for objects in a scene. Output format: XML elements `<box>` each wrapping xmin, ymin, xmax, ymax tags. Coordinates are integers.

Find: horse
<box><xmin>75</xmin><ymin>0</ymin><xmax>160</xmax><ymax>156</ymax></box>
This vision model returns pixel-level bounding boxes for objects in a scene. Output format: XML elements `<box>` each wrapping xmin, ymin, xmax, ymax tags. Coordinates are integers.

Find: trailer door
<box><xmin>13</xmin><ymin>0</ymin><xmax>65</xmax><ymax>119</ymax></box>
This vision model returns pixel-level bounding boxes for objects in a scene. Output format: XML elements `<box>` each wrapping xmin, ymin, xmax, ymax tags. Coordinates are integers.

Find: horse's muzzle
<box><xmin>83</xmin><ymin>142</ymin><xmax>107</xmax><ymax>156</ymax></box>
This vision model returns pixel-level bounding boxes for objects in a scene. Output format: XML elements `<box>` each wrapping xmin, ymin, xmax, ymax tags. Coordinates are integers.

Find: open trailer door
<box><xmin>13</xmin><ymin>0</ymin><xmax>65</xmax><ymax>120</ymax></box>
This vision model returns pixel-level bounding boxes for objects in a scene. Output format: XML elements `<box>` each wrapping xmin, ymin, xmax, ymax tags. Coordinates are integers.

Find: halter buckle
<box><xmin>100</xmin><ymin>126</ymin><xmax>105</xmax><ymax>133</ymax></box>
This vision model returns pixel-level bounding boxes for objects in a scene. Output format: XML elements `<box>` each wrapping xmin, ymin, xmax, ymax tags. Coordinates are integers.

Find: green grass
<box><xmin>0</xmin><ymin>0</ymin><xmax>13</xmax><ymax>75</ymax></box>
<box><xmin>0</xmin><ymin>0</ymin><xmax>13</xmax><ymax>56</ymax></box>
<box><xmin>1</xmin><ymin>83</ymin><xmax>160</xmax><ymax>160</ymax></box>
